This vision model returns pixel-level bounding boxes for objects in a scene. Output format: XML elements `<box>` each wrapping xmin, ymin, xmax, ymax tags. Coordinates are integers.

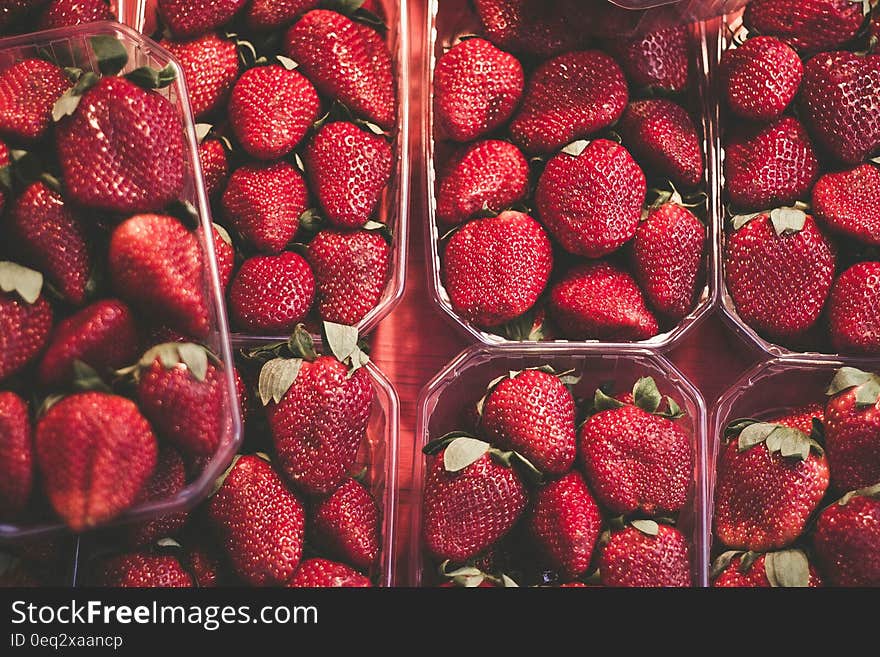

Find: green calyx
<box><xmin>0</xmin><ymin>261</ymin><xmax>43</xmax><ymax>304</ymax></box>
<box><xmin>561</xmin><ymin>140</ymin><xmax>590</xmax><ymax>157</ymax></box>
<box><xmin>826</xmin><ymin>366</ymin><xmax>880</xmax><ymax>407</ymax></box>
<box><xmin>630</xmin><ymin>519</ymin><xmax>660</xmax><ymax>537</ymax></box>
<box><xmin>71</xmin><ymin>360</ymin><xmax>112</xmax><ymax>393</ymax></box>
<box><xmin>764</xmin><ymin>549</ymin><xmax>811</xmax><ymax>588</ymax></box>
<box><xmin>732</xmin><ymin>419</ymin><xmax>823</xmax><ymax>461</ymax></box>
<box><xmin>437</xmin><ymin>560</ymin><xmax>518</xmax><ymax>588</ymax></box>
<box><xmin>91</xmin><ymin>35</ymin><xmax>128</xmax><ymax>76</ymax></box>
<box><xmin>591</xmin><ymin>377</ymin><xmax>685</xmax><ymax>419</ymax></box>
<box><xmin>323</xmin><ymin>321</ymin><xmax>371</xmax><ymax>375</ymax></box>
<box><xmin>125</xmin><ymin>63</ymin><xmax>176</xmax><ymax>89</ymax></box>
<box><xmin>118</xmin><ymin>342</ymin><xmax>214</xmax><ymax>383</ymax></box>
<box><xmin>837</xmin><ymin>481</ymin><xmax>880</xmax><ymax>506</ymax></box>
<box><xmin>423</xmin><ymin>433</ymin><xmax>543</xmax><ymax>484</ymax></box>
<box><xmin>502</xmin><ymin>308</ymin><xmax>545</xmax><ymax>342</ymax></box>
<box><xmin>209</xmin><ymin>453</ymin><xmax>244</xmax><ymax>497</ymax></box>
<box><xmin>730</xmin><ymin>203</ymin><xmax>809</xmax><ymax>235</ymax></box>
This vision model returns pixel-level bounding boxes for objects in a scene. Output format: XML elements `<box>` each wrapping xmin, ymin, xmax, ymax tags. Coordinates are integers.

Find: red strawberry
<box><xmin>199</xmin><ymin>137</ymin><xmax>229</xmax><ymax>199</ymax></box>
<box><xmin>720</xmin><ymin>36</ymin><xmax>802</xmax><ymax>122</ymax></box>
<box><xmin>0</xmin><ymin>266</ymin><xmax>53</xmax><ymax>383</ymax></box>
<box><xmin>36</xmin><ymin>392</ymin><xmax>158</xmax><ymax>532</ymax></box>
<box><xmin>161</xmin><ymin>34</ymin><xmax>239</xmax><ymax>120</ymax></box>
<box><xmin>211</xmin><ymin>223</ymin><xmax>234</xmax><ymax>291</ymax></box>
<box><xmin>228</xmin><ymin>65</ymin><xmax>319</xmax><ymax>161</ymax></box>
<box><xmin>183</xmin><ymin>536</ymin><xmax>227</xmax><ymax>587</ymax></box>
<box><xmin>823</xmin><ymin>368</ymin><xmax>880</xmax><ymax>491</ymax></box>
<box><xmin>549</xmin><ymin>261</ymin><xmax>659</xmax><ymax>341</ymax></box>
<box><xmin>287</xmin><ymin>558</ymin><xmax>371</xmax><ymax>587</ymax></box>
<box><xmin>473</xmin><ymin>0</ymin><xmax>585</xmax><ymax>58</ymax></box>
<box><xmin>828</xmin><ymin>262</ymin><xmax>880</xmax><ymax>355</ymax></box>
<box><xmin>744</xmin><ymin>0</ymin><xmax>865</xmax><ymax>53</ymax></box>
<box><xmin>510</xmin><ymin>51</ymin><xmax>628</xmax><ymax>155</ymax></box>
<box><xmin>222</xmin><ymin>161</ymin><xmax>308</xmax><ymax>254</ymax></box>
<box><xmin>304</xmin><ymin>121</ymin><xmax>392</xmax><ymax>228</ymax></box>
<box><xmin>245</xmin><ymin>0</ymin><xmax>319</xmax><ymax>31</ymax></box>
<box><xmin>712</xmin><ymin>548</ymin><xmax>822</xmax><ymax>587</ymax></box>
<box><xmin>37</xmin><ymin>0</ymin><xmax>112</xmax><ymax>29</ymax></box>
<box><xmin>772</xmin><ymin>403</ymin><xmax>825</xmax><ymax>434</ymax></box>
<box><xmin>813</xmin><ymin>485</ymin><xmax>880</xmax><ymax>587</ymax></box>
<box><xmin>724</xmin><ymin>117</ymin><xmax>819</xmax><ymax>210</ymax></box>
<box><xmin>157</xmin><ymin>0</ymin><xmax>247</xmax><ymax>38</ymax></box>
<box><xmin>436</xmin><ymin>140</ymin><xmax>529</xmax><ymax>225</ymax></box>
<box><xmin>0</xmin><ymin>140</ymin><xmax>8</xmax><ymax>214</ymax></box>
<box><xmin>812</xmin><ymin>164</ymin><xmax>880</xmax><ymax>246</ymax></box>
<box><xmin>0</xmin><ymin>391</ymin><xmax>32</xmax><ymax>520</ymax></box>
<box><xmin>480</xmin><ymin>368</ymin><xmax>577</xmax><ymax>475</ymax></box>
<box><xmin>433</xmin><ymin>38</ymin><xmax>524</xmax><ymax>143</ymax></box>
<box><xmin>528</xmin><ymin>471</ymin><xmax>601</xmax><ymax>580</ymax></box>
<box><xmin>229</xmin><ymin>252</ymin><xmax>315</xmax><ymax>333</ymax></box>
<box><xmin>442</xmin><ymin>211</ymin><xmax>552</xmax><ymax>330</ymax></box>
<box><xmin>37</xmin><ymin>298</ymin><xmax>139</xmax><ymax>389</ymax></box>
<box><xmin>605</xmin><ymin>24</ymin><xmax>689</xmax><ymax>93</ymax></box>
<box><xmin>109</xmin><ymin>214</ymin><xmax>211</xmax><ymax>339</ymax></box>
<box><xmin>306</xmin><ymin>228</ymin><xmax>389</xmax><ymax>326</ymax></box>
<box><xmin>632</xmin><ymin>200</ymin><xmax>705</xmax><ymax>321</ymax></box>
<box><xmin>284</xmin><ymin>10</ymin><xmax>396</xmax><ymax>129</ymax></box>
<box><xmin>93</xmin><ymin>553</ymin><xmax>193</xmax><ymax>587</ymax></box>
<box><xmin>619</xmin><ymin>99</ymin><xmax>704</xmax><ymax>189</ymax></box>
<box><xmin>313</xmin><ymin>478</ymin><xmax>380</xmax><ymax>570</ymax></box>
<box><xmin>0</xmin><ymin>59</ymin><xmax>71</xmax><ymax>141</ymax></box>
<box><xmin>726</xmin><ymin>210</ymin><xmax>836</xmax><ymax>343</ymax></box>
<box><xmin>535</xmin><ymin>139</ymin><xmax>646</xmax><ymax>258</ymax></box>
<box><xmin>125</xmin><ymin>446</ymin><xmax>188</xmax><ymax>547</ymax></box>
<box><xmin>599</xmin><ymin>522</ymin><xmax>691</xmax><ymax>587</ymax></box>
<box><xmin>207</xmin><ymin>454</ymin><xmax>306</xmax><ymax>586</ymax></box>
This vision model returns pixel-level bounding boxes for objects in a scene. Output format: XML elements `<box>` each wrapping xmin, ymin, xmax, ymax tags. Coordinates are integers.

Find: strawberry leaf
<box><xmin>325</xmin><ymin>321</ymin><xmax>370</xmax><ymax>373</ymax></box>
<box><xmin>90</xmin><ymin>35</ymin><xmax>128</xmax><ymax>76</ymax></box>
<box><xmin>630</xmin><ymin>519</ymin><xmax>659</xmax><ymax>536</ymax></box>
<box><xmin>659</xmin><ymin>396</ymin><xmax>685</xmax><ymax>420</ymax></box>
<box><xmin>443</xmin><ymin>437</ymin><xmax>490</xmax><ymax>472</ymax></box>
<box><xmin>710</xmin><ymin>550</ymin><xmax>744</xmax><ymax>579</ymax></box>
<box><xmin>125</xmin><ymin>64</ymin><xmax>176</xmax><ymax>89</ymax></box>
<box><xmin>156</xmin><ymin>537</ymin><xmax>182</xmax><ymax>549</ymax></box>
<box><xmin>769</xmin><ymin>207</ymin><xmax>807</xmax><ymax>236</ymax></box>
<box><xmin>71</xmin><ymin>360</ymin><xmax>111</xmax><ymax>393</ymax></box>
<box><xmin>287</xmin><ymin>324</ymin><xmax>318</xmax><ymax>362</ymax></box>
<box><xmin>423</xmin><ymin>431</ymin><xmax>476</xmax><ymax>455</ymax></box>
<box><xmin>195</xmin><ymin>123</ymin><xmax>213</xmax><ymax>142</ymax></box>
<box><xmin>725</xmin><ymin>417</ymin><xmax>759</xmax><ymax>439</ymax></box>
<box><xmin>258</xmin><ymin>357</ymin><xmax>302</xmax><ymax>405</ymax></box>
<box><xmin>275</xmin><ymin>55</ymin><xmax>298</xmax><ymax>71</ymax></box>
<box><xmin>176</xmin><ymin>343</ymin><xmax>209</xmax><ymax>382</ymax></box>
<box><xmin>826</xmin><ymin>366</ymin><xmax>874</xmax><ymax>395</ymax></box>
<box><xmin>593</xmin><ymin>387</ymin><xmax>625</xmax><ymax>412</ymax></box>
<box><xmin>500</xmin><ymin>574</ymin><xmax>519</xmax><ymax>587</ymax></box>
<box><xmin>632</xmin><ymin>376</ymin><xmax>662</xmax><ymax>413</ymax></box>
<box><xmin>855</xmin><ymin>378</ymin><xmax>880</xmax><ymax>407</ymax></box>
<box><xmin>0</xmin><ymin>261</ymin><xmax>43</xmax><ymax>304</ymax></box>
<box><xmin>210</xmin><ymin>454</ymin><xmax>242</xmax><ymax>496</ymax></box>
<box><xmin>838</xmin><ymin>482</ymin><xmax>880</xmax><ymax>506</ymax></box>
<box><xmin>730</xmin><ymin>211</ymin><xmax>763</xmax><ymax>231</ymax></box>
<box><xmin>764</xmin><ymin>549</ymin><xmax>810</xmax><ymax>588</ymax></box>
<box><xmin>737</xmin><ymin>422</ymin><xmax>777</xmax><ymax>451</ymax></box>
<box><xmin>212</xmin><ymin>223</ymin><xmax>233</xmax><ymax>246</ymax></box>
<box><xmin>561</xmin><ymin>140</ymin><xmax>590</xmax><ymax>157</ymax></box>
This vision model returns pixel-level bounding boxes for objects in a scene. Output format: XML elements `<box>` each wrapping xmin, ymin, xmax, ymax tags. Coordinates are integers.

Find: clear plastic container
<box><xmin>406</xmin><ymin>344</ymin><xmax>710</xmax><ymax>587</ymax></box>
<box><xmin>0</xmin><ymin>22</ymin><xmax>242</xmax><ymax>542</ymax></box>
<box><xmin>423</xmin><ymin>0</ymin><xmax>719</xmax><ymax>352</ymax></box>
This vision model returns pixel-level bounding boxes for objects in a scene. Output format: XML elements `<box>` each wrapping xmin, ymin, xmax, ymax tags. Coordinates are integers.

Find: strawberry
<box><xmin>228</xmin><ymin>65</ymin><xmax>319</xmax><ymax>161</ymax></box>
<box><xmin>772</xmin><ymin>403</ymin><xmax>825</xmax><ymax>433</ymax></box>
<box><xmin>510</xmin><ymin>52</ymin><xmax>628</xmax><ymax>155</ymax></box>
<box><xmin>0</xmin><ymin>263</ymin><xmax>53</xmax><ymax>382</ymax></box>
<box><xmin>158</xmin><ymin>0</ymin><xmax>247</xmax><ymax>38</ymax></box>
<box><xmin>813</xmin><ymin>163</ymin><xmax>880</xmax><ymax>245</ymax></box>
<box><xmin>479</xmin><ymin>368</ymin><xmax>577</xmax><ymax>475</ymax></box>
<box><xmin>535</xmin><ymin>139</ymin><xmax>646</xmax><ymax>257</ymax></box>
<box><xmin>245</xmin><ymin>0</ymin><xmax>319</xmax><ymax>31</ymax></box>
<box><xmin>605</xmin><ymin>24</ymin><xmax>689</xmax><ymax>93</ymax></box>
<box><xmin>37</xmin><ymin>0</ymin><xmax>113</xmax><ymax>29</ymax></box>
<box><xmin>720</xmin><ymin>36</ymin><xmax>803</xmax><ymax>122</ymax></box>
<box><xmin>823</xmin><ymin>367</ymin><xmax>880</xmax><ymax>491</ymax></box>
<box><xmin>287</xmin><ymin>558</ymin><xmax>371</xmax><ymax>587</ymax></box>
<box><xmin>125</xmin><ymin>446</ymin><xmax>188</xmax><ymax>547</ymax></box>
<box><xmin>36</xmin><ymin>392</ymin><xmax>158</xmax><ymax>531</ymax></box>
<box><xmin>724</xmin><ymin>210</ymin><xmax>836</xmax><ymax>342</ymax></box>
<box><xmin>743</xmin><ymin>0</ymin><xmax>865</xmax><ymax>53</ymax></box>
<box><xmin>599</xmin><ymin>521</ymin><xmax>691</xmax><ymax>587</ymax></box>
<box><xmin>579</xmin><ymin>378</ymin><xmax>692</xmax><ymax>515</ymax></box>
<box><xmin>714</xmin><ymin>416</ymin><xmax>829</xmax><ymax>551</ymax></box>
<box><xmin>93</xmin><ymin>553</ymin><xmax>193</xmax><ymax>587</ymax></box>
<box><xmin>108</xmin><ymin>214</ymin><xmax>211</xmax><ymax>339</ymax></box>
<box><xmin>211</xmin><ymin>223</ymin><xmax>234</xmax><ymax>291</ymax></box>
<box><xmin>222</xmin><ymin>161</ymin><xmax>308</xmax><ymax>254</ymax></box>
<box><xmin>632</xmin><ymin>200</ymin><xmax>705</xmax><ymax>321</ymax></box>
<box><xmin>37</xmin><ymin>298</ymin><xmax>139</xmax><ymax>389</ymax></box>
<box><xmin>618</xmin><ymin>99</ymin><xmax>703</xmax><ymax>189</ymax></box>
<box><xmin>0</xmin><ymin>140</ymin><xmax>8</xmax><ymax>214</ymax></box>
<box><xmin>229</xmin><ymin>252</ymin><xmax>315</xmax><ymax>333</ymax></box>
<box><xmin>549</xmin><ymin>261</ymin><xmax>659</xmax><ymax>341</ymax></box>
<box><xmin>0</xmin><ymin>391</ymin><xmax>32</xmax><ymax>520</ymax></box>
<box><xmin>528</xmin><ymin>471</ymin><xmax>601</xmax><ymax>580</ymax></box>
<box><xmin>313</xmin><ymin>478</ymin><xmax>380</xmax><ymax>570</ymax></box>
<box><xmin>473</xmin><ymin>0</ymin><xmax>585</xmax><ymax>58</ymax></box>
<box><xmin>441</xmin><ymin>211</ymin><xmax>552</xmax><ymax>330</ymax></box>
<box><xmin>828</xmin><ymin>262</ymin><xmax>880</xmax><ymax>355</ymax></box>
<box><xmin>724</xmin><ymin>117</ymin><xmax>819</xmax><ymax>211</ymax></box>
<box><xmin>183</xmin><ymin>535</ymin><xmax>227</xmax><ymax>587</ymax></box>
<box><xmin>800</xmin><ymin>51</ymin><xmax>880</xmax><ymax>166</ymax></box>
<box><xmin>436</xmin><ymin>140</ymin><xmax>529</xmax><ymax>225</ymax></box>
<box><xmin>813</xmin><ymin>485</ymin><xmax>880</xmax><ymax>587</ymax></box>
<box><xmin>199</xmin><ymin>137</ymin><xmax>229</xmax><ymax>199</ymax></box>
<box><xmin>160</xmin><ymin>34</ymin><xmax>239</xmax><ymax>120</ymax></box>
<box><xmin>283</xmin><ymin>10</ymin><xmax>396</xmax><ymax>129</ymax></box>
<box><xmin>306</xmin><ymin>228</ymin><xmax>389</xmax><ymax>326</ymax></box>
<box><xmin>433</xmin><ymin>38</ymin><xmax>524</xmax><ymax>143</ymax></box>
<box><xmin>0</xmin><ymin>59</ymin><xmax>71</xmax><ymax>141</ymax></box>
<box><xmin>207</xmin><ymin>454</ymin><xmax>306</xmax><ymax>586</ymax></box>
<box><xmin>304</xmin><ymin>121</ymin><xmax>392</xmax><ymax>228</ymax></box>
<box><xmin>712</xmin><ymin>548</ymin><xmax>822</xmax><ymax>587</ymax></box>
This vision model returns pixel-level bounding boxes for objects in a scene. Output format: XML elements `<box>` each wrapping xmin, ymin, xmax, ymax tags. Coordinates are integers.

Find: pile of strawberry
<box><xmin>421</xmin><ymin>370</ymin><xmax>697</xmax><ymax>587</ymax></box>
<box><xmin>433</xmin><ymin>0</ymin><xmax>707</xmax><ymax>342</ymax></box>
<box><xmin>148</xmin><ymin>0</ymin><xmax>398</xmax><ymax>334</ymax></box>
<box><xmin>721</xmin><ymin>0</ymin><xmax>880</xmax><ymax>355</ymax></box>
<box><xmin>711</xmin><ymin>366</ymin><xmax>880</xmax><ymax>587</ymax></box>
<box><xmin>0</xmin><ymin>0</ymin><xmax>114</xmax><ymax>35</ymax></box>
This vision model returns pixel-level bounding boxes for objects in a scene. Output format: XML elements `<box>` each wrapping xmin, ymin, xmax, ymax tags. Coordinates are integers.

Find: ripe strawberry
<box><xmin>37</xmin><ymin>298</ymin><xmax>139</xmax><ymax>389</ymax></box>
<box><xmin>510</xmin><ymin>52</ymin><xmax>628</xmax><ymax>155</ymax></box>
<box><xmin>535</xmin><ymin>139</ymin><xmax>646</xmax><ymax>257</ymax></box>
<box><xmin>284</xmin><ymin>9</ymin><xmax>396</xmax><ymax>129</ymax></box>
<box><xmin>725</xmin><ymin>211</ymin><xmax>835</xmax><ymax>342</ymax></box>
<box><xmin>207</xmin><ymin>454</ymin><xmax>306</xmax><ymax>586</ymax></box>
<box><xmin>0</xmin><ymin>391</ymin><xmax>32</xmax><ymax>520</ymax></box>
<box><xmin>287</xmin><ymin>558</ymin><xmax>371</xmax><ymax>587</ymax></box>
<box><xmin>528</xmin><ymin>471</ymin><xmax>601</xmax><ymax>580</ymax></box>
<box><xmin>109</xmin><ymin>214</ymin><xmax>211</xmax><ymax>339</ymax></box>
<box><xmin>720</xmin><ymin>36</ymin><xmax>803</xmax><ymax>122</ymax></box>
<box><xmin>160</xmin><ymin>34</ymin><xmax>239</xmax><ymax>120</ymax></box>
<box><xmin>441</xmin><ymin>211</ymin><xmax>552</xmax><ymax>330</ymax></box>
<box><xmin>433</xmin><ymin>38</ymin><xmax>524</xmax><ymax>143</ymax></box>
<box><xmin>632</xmin><ymin>201</ymin><xmax>705</xmax><ymax>321</ymax></box>
<box><xmin>800</xmin><ymin>52</ymin><xmax>880</xmax><ymax>165</ymax></box>
<box><xmin>828</xmin><ymin>262</ymin><xmax>880</xmax><ymax>355</ymax></box>
<box><xmin>0</xmin><ymin>278</ymin><xmax>53</xmax><ymax>383</ymax></box>
<box><xmin>222</xmin><ymin>161</ymin><xmax>308</xmax><ymax>254</ymax></box>
<box><xmin>549</xmin><ymin>261</ymin><xmax>659</xmax><ymax>341</ymax></box>
<box><xmin>304</xmin><ymin>121</ymin><xmax>392</xmax><ymax>229</ymax></box>
<box><xmin>229</xmin><ymin>252</ymin><xmax>315</xmax><ymax>333</ymax></box>
<box><xmin>772</xmin><ymin>403</ymin><xmax>825</xmax><ymax>434</ymax></box>
<box><xmin>744</xmin><ymin>0</ymin><xmax>865</xmax><ymax>53</ymax></box>
<box><xmin>228</xmin><ymin>65</ymin><xmax>319</xmax><ymax>161</ymax></box>
<box><xmin>183</xmin><ymin>536</ymin><xmax>227</xmax><ymax>587</ymax></box>
<box><xmin>36</xmin><ymin>392</ymin><xmax>158</xmax><ymax>531</ymax></box>
<box><xmin>199</xmin><ymin>137</ymin><xmax>229</xmax><ymax>199</ymax></box>
<box><xmin>306</xmin><ymin>228</ymin><xmax>389</xmax><ymax>326</ymax></box>
<box><xmin>0</xmin><ymin>59</ymin><xmax>71</xmax><ymax>141</ymax></box>
<box><xmin>211</xmin><ymin>223</ymin><xmax>234</xmax><ymax>291</ymax></box>
<box><xmin>712</xmin><ymin>549</ymin><xmax>822</xmax><ymax>587</ymax></box>
<box><xmin>813</xmin><ymin>486</ymin><xmax>880</xmax><ymax>587</ymax></box>
<box><xmin>473</xmin><ymin>0</ymin><xmax>585</xmax><ymax>58</ymax></box>
<box><xmin>714</xmin><ymin>416</ymin><xmax>829</xmax><ymax>551</ymax></box>
<box><xmin>823</xmin><ymin>367</ymin><xmax>880</xmax><ymax>491</ymax></box>
<box><xmin>480</xmin><ymin>368</ymin><xmax>577</xmax><ymax>475</ymax></box>
<box><xmin>93</xmin><ymin>553</ymin><xmax>193</xmax><ymax>587</ymax></box>
<box><xmin>157</xmin><ymin>0</ymin><xmax>247</xmax><ymax>38</ymax></box>
<box><xmin>605</xmin><ymin>24</ymin><xmax>689</xmax><ymax>93</ymax></box>
<box><xmin>313</xmin><ymin>478</ymin><xmax>380</xmax><ymax>570</ymax></box>
<box><xmin>245</xmin><ymin>0</ymin><xmax>319</xmax><ymax>31</ymax></box>
<box><xmin>37</xmin><ymin>0</ymin><xmax>112</xmax><ymax>29</ymax></box>
<box><xmin>724</xmin><ymin>117</ymin><xmax>819</xmax><ymax>210</ymax></box>
<box><xmin>125</xmin><ymin>446</ymin><xmax>188</xmax><ymax>547</ymax></box>
<box><xmin>813</xmin><ymin>164</ymin><xmax>880</xmax><ymax>245</ymax></box>
<box><xmin>599</xmin><ymin>522</ymin><xmax>691</xmax><ymax>587</ymax></box>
